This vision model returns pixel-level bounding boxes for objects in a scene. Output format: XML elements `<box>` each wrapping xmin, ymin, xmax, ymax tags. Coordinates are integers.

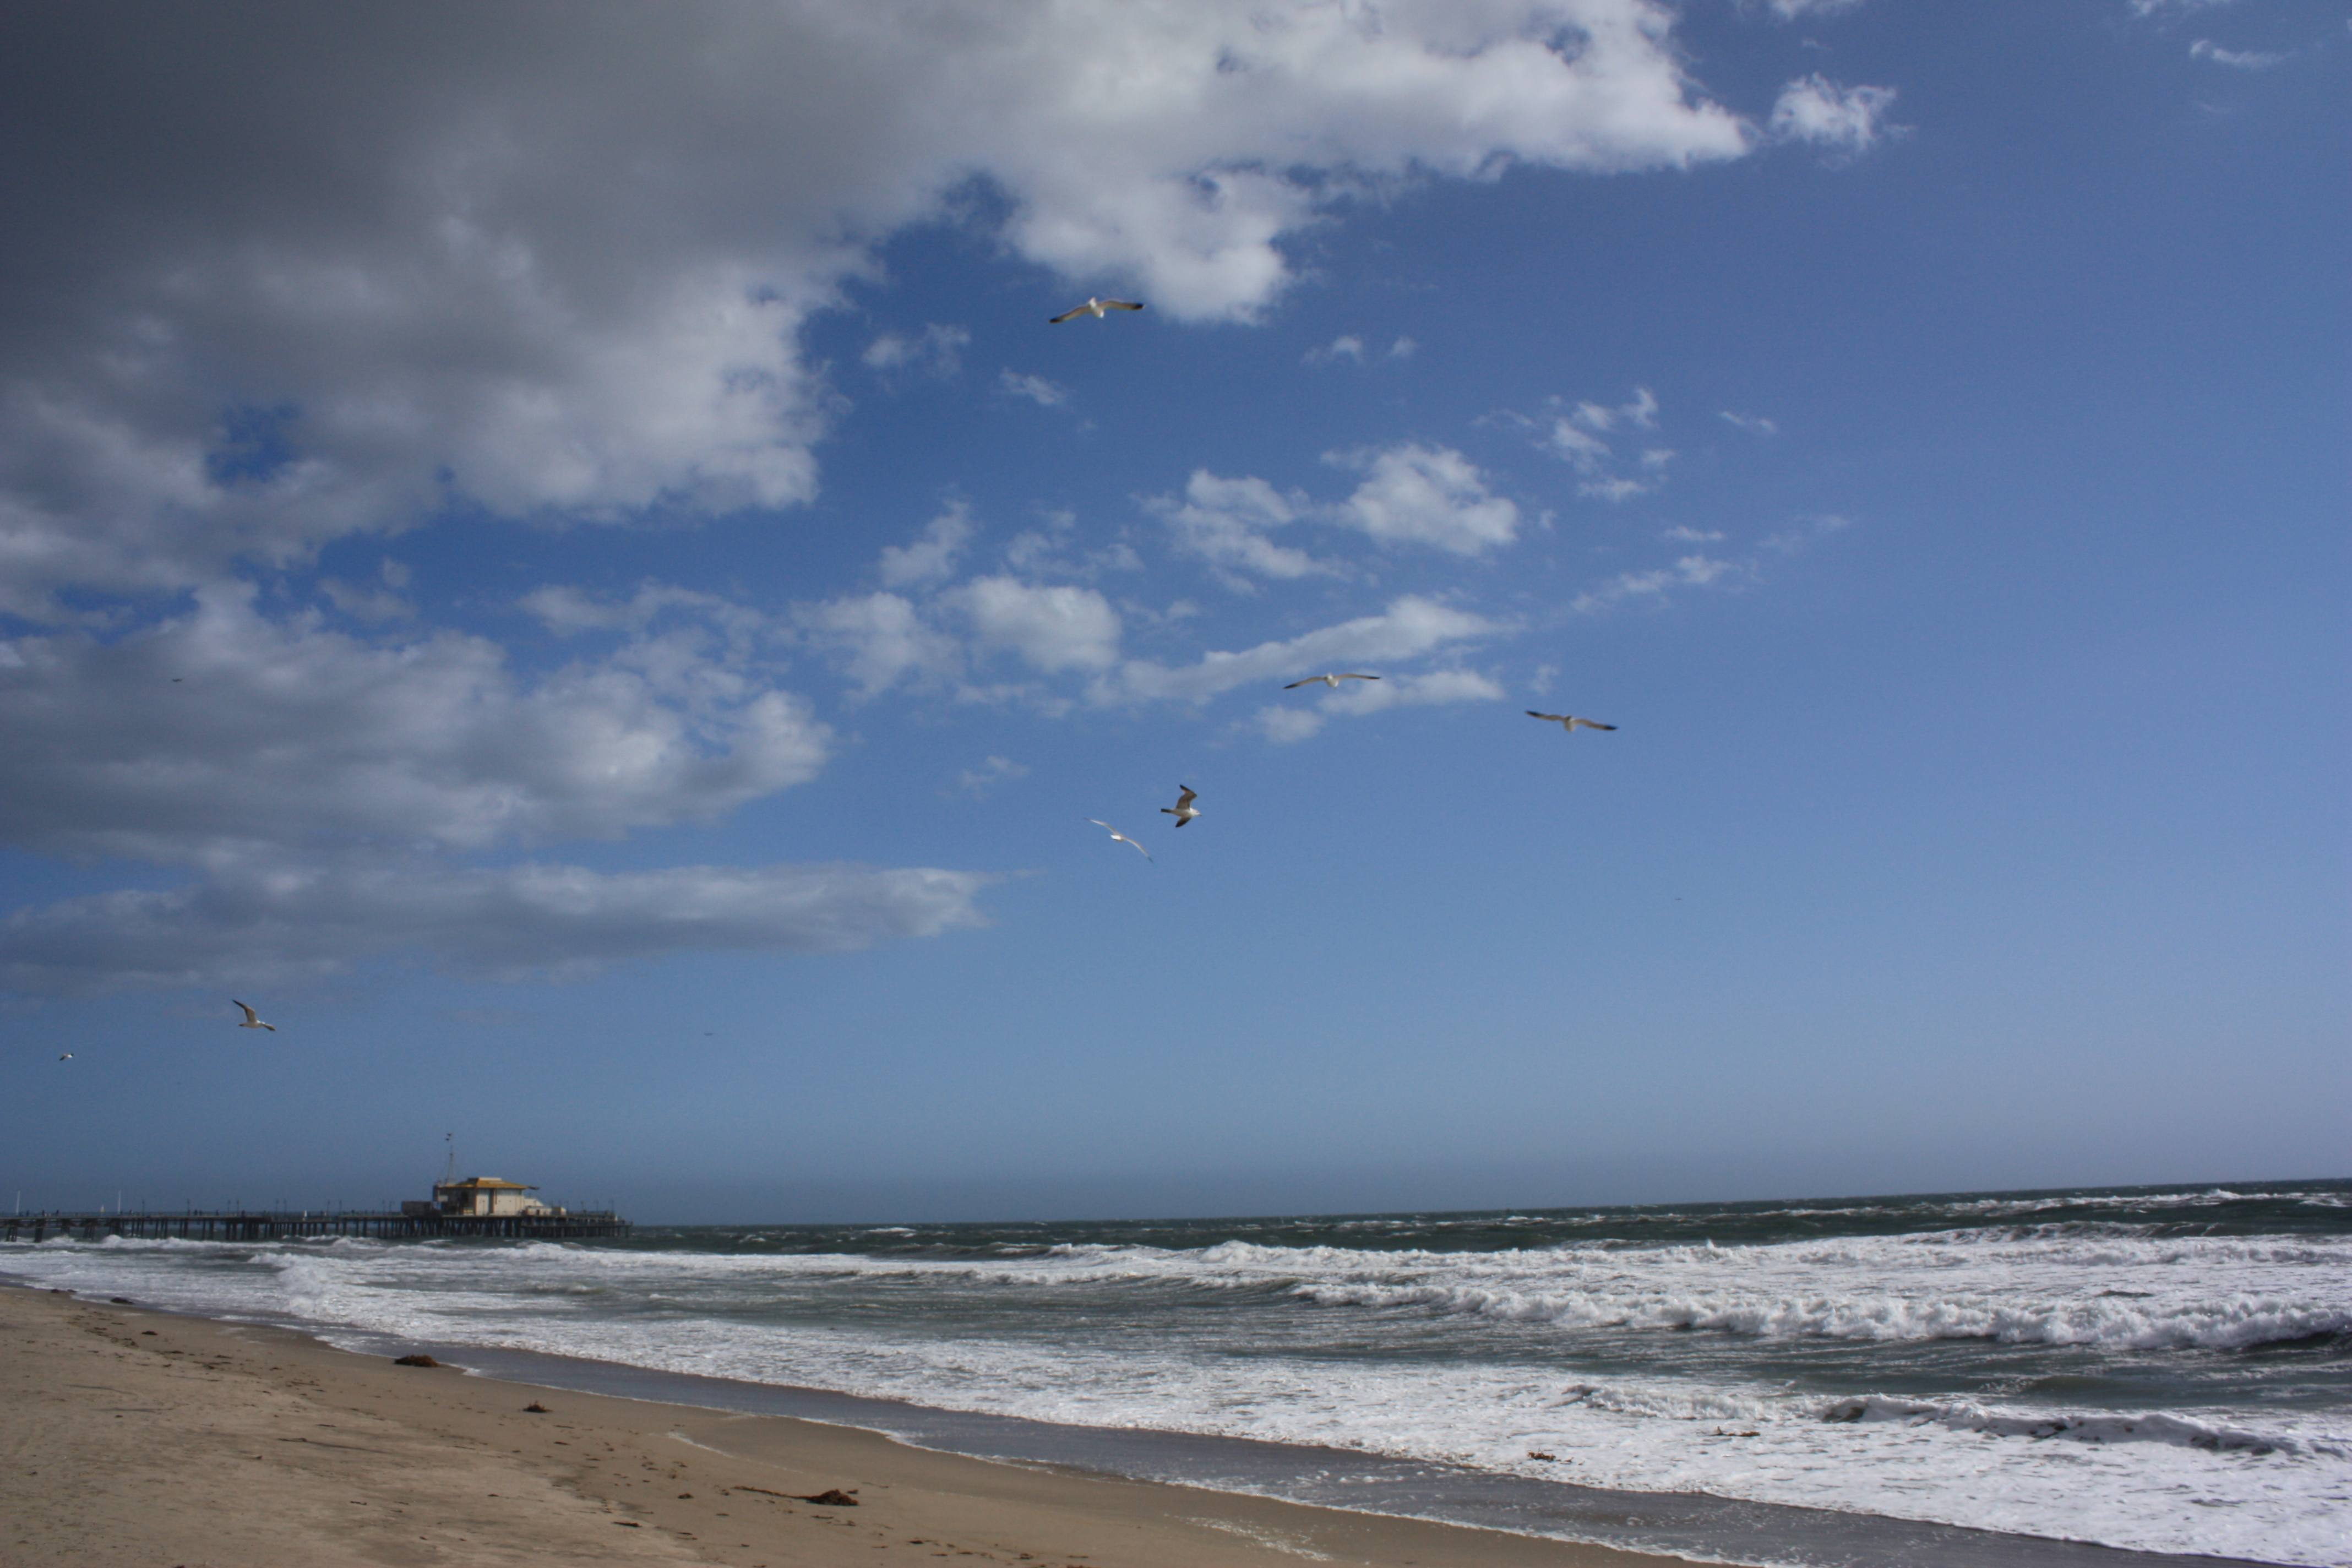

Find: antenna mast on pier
<box><xmin>443</xmin><ymin>1132</ymin><xmax>455</xmax><ymax>1186</ymax></box>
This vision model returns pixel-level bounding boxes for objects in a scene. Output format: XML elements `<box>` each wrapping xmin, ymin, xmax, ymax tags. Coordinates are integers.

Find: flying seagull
<box><xmin>1086</xmin><ymin>819</ymin><xmax>1153</xmax><ymax>862</ymax></box>
<box><xmin>232</xmin><ymin>1000</ymin><xmax>277</xmax><ymax>1032</ymax></box>
<box><xmin>58</xmin><ymin>1053</ymin><xmax>72</xmax><ymax>1061</ymax></box>
<box><xmin>1526</xmin><ymin>711</ymin><xmax>1617</xmax><ymax>734</ymax></box>
<box><xmin>1049</xmin><ymin>297</ymin><xmax>1145</xmax><ymax>324</ymax></box>
<box><xmin>1284</xmin><ymin>673</ymin><xmax>1380</xmax><ymax>690</ymax></box>
<box><xmin>1161</xmin><ymin>786</ymin><xmax>1200</xmax><ymax>827</ymax></box>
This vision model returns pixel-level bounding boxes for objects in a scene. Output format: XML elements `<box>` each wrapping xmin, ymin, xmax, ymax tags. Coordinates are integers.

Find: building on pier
<box><xmin>404</xmin><ymin>1175</ymin><xmax>560</xmax><ymax>1218</ymax></box>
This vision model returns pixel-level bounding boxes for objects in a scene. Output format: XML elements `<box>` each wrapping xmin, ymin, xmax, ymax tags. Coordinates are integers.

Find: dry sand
<box><xmin>2</xmin><ymin>1283</ymin><xmax>1686</xmax><ymax>1567</ymax></box>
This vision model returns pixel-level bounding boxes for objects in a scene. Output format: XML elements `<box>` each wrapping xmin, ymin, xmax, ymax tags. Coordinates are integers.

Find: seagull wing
<box><xmin>1282</xmin><ymin>677</ymin><xmax>1317</xmax><ymax>689</ymax></box>
<box><xmin>1175</xmin><ymin>787</ymin><xmax>1197</xmax><ymax>808</ymax></box>
<box><xmin>234</xmin><ymin>1000</ymin><xmax>259</xmax><ymax>1025</ymax></box>
<box><xmin>1048</xmin><ymin>306</ymin><xmax>1087</xmax><ymax>324</ymax></box>
<box><xmin>1338</xmin><ymin>673</ymin><xmax>1380</xmax><ymax>681</ymax></box>
<box><xmin>1102</xmin><ymin>300</ymin><xmax>1145</xmax><ymax>311</ymax></box>
<box><xmin>1527</xmin><ymin>711</ymin><xmax>1568</xmax><ymax>724</ymax></box>
<box><xmin>1580</xmin><ymin>721</ymin><xmax>1618</xmax><ymax>731</ymax></box>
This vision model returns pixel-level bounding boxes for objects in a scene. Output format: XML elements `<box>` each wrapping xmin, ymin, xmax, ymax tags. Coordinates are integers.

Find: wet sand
<box><xmin>1</xmin><ymin>1282</ymin><xmax>1685</xmax><ymax>1567</ymax></box>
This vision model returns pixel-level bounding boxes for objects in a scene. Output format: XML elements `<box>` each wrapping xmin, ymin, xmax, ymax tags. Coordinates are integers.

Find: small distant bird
<box><xmin>1284</xmin><ymin>673</ymin><xmax>1380</xmax><ymax>690</ymax></box>
<box><xmin>58</xmin><ymin>1053</ymin><xmax>72</xmax><ymax>1061</ymax></box>
<box><xmin>1049</xmin><ymin>297</ymin><xmax>1145</xmax><ymax>324</ymax></box>
<box><xmin>1527</xmin><ymin>711</ymin><xmax>1616</xmax><ymax>734</ymax></box>
<box><xmin>1086</xmin><ymin>819</ymin><xmax>1153</xmax><ymax>862</ymax></box>
<box><xmin>1161</xmin><ymin>786</ymin><xmax>1200</xmax><ymax>827</ymax></box>
<box><xmin>232</xmin><ymin>1000</ymin><xmax>277</xmax><ymax>1032</ymax></box>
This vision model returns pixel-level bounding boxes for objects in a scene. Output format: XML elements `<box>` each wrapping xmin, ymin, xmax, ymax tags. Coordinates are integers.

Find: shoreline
<box><xmin>2</xmin><ymin>1281</ymin><xmax>1684</xmax><ymax>1567</ymax></box>
<box><xmin>4</xmin><ymin>1281</ymin><xmax>2291</xmax><ymax>1568</ymax></box>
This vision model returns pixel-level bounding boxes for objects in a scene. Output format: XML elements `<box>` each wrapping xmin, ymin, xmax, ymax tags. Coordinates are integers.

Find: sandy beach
<box><xmin>1</xmin><ymin>1283</ymin><xmax>1685</xmax><ymax>1567</ymax></box>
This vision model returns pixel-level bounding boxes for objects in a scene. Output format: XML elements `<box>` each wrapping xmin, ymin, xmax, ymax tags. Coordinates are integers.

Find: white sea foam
<box><xmin>8</xmin><ymin>1215</ymin><xmax>2349</xmax><ymax>1566</ymax></box>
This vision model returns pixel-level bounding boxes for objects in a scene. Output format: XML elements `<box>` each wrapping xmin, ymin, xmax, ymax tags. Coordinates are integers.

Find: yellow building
<box><xmin>430</xmin><ymin>1177</ymin><xmax>559</xmax><ymax>1217</ymax></box>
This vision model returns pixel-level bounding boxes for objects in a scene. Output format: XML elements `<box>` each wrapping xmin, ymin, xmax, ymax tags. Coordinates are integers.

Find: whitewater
<box><xmin>7</xmin><ymin>1180</ymin><xmax>2347</xmax><ymax>1566</ymax></box>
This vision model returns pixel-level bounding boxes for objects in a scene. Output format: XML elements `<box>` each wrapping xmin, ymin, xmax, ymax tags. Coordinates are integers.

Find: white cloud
<box><xmin>520</xmin><ymin>581</ymin><xmax>757</xmax><ymax>639</ymax></box>
<box><xmin>1147</xmin><ymin>471</ymin><xmax>1333</xmax><ymax>582</ymax></box>
<box><xmin>1762</xmin><ymin>513</ymin><xmax>1853</xmax><ymax>552</ymax></box>
<box><xmin>2128</xmin><ymin>0</ymin><xmax>2235</xmax><ymax>16</ymax></box>
<box><xmin>946</xmin><ymin>576</ymin><xmax>1123</xmax><ymax>674</ymax></box>
<box><xmin>0</xmin><ymin>2</ymin><xmax>1755</xmax><ymax>615</ymax></box>
<box><xmin>1545</xmin><ymin>419</ymin><xmax>1615</xmax><ymax>472</ymax></box>
<box><xmin>1528</xmin><ymin>387</ymin><xmax>1665</xmax><ymax>499</ymax></box>
<box><xmin>1663</xmin><ymin>525</ymin><xmax>1725</xmax><ymax>542</ymax></box>
<box><xmin>864</xmin><ymin>323</ymin><xmax>972</xmax><ymax>377</ymax></box>
<box><xmin>0</xmin><ymin>858</ymin><xmax>992</xmax><ymax>998</ymax></box>
<box><xmin>951</xmin><ymin>755</ymin><xmax>1030</xmax><ymax>797</ymax></box>
<box><xmin>1573</xmin><ymin>553</ymin><xmax>1749</xmax><ymax>611</ymax></box>
<box><xmin>319</xmin><ymin>577</ymin><xmax>414</xmax><ymax>623</ymax></box>
<box><xmin>2189</xmin><ymin>39</ymin><xmax>2285</xmax><ymax>68</ymax></box>
<box><xmin>1306</xmin><ymin>334</ymin><xmax>1367</xmax><ymax>364</ymax></box>
<box><xmin>1719</xmin><ymin>410</ymin><xmax>1779</xmax><ymax>434</ymax></box>
<box><xmin>1389</xmin><ymin>337</ymin><xmax>1418</xmax><ymax>360</ymax></box>
<box><xmin>996</xmin><ymin>370</ymin><xmax>1070</xmax><ymax>407</ymax></box>
<box><xmin>1765</xmin><ymin>0</ymin><xmax>1864</xmax><ymax>17</ymax></box>
<box><xmin>878</xmin><ymin>504</ymin><xmax>975</xmax><ymax>589</ymax></box>
<box><xmin>1105</xmin><ymin>596</ymin><xmax>1495</xmax><ymax>705</ymax></box>
<box><xmin>0</xmin><ymin>587</ymin><xmax>826</xmax><ymax>869</ymax></box>
<box><xmin>1325</xmin><ymin>443</ymin><xmax>1520</xmax><ymax>554</ymax></box>
<box><xmin>795</xmin><ymin>591</ymin><xmax>963</xmax><ymax>698</ymax></box>
<box><xmin>1770</xmin><ymin>75</ymin><xmax>1902</xmax><ymax>156</ymax></box>
<box><xmin>1248</xmin><ymin>667</ymin><xmax>1507</xmax><ymax>742</ymax></box>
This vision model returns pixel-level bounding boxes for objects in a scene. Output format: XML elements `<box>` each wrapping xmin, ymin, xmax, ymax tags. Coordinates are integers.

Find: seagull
<box><xmin>1527</xmin><ymin>711</ymin><xmax>1617</xmax><ymax>734</ymax></box>
<box><xmin>58</xmin><ymin>1053</ymin><xmax>72</xmax><ymax>1061</ymax></box>
<box><xmin>1049</xmin><ymin>297</ymin><xmax>1145</xmax><ymax>324</ymax></box>
<box><xmin>1161</xmin><ymin>786</ymin><xmax>1200</xmax><ymax>827</ymax></box>
<box><xmin>1086</xmin><ymin>819</ymin><xmax>1153</xmax><ymax>862</ymax></box>
<box><xmin>232</xmin><ymin>1000</ymin><xmax>277</xmax><ymax>1032</ymax></box>
<box><xmin>1284</xmin><ymin>673</ymin><xmax>1380</xmax><ymax>690</ymax></box>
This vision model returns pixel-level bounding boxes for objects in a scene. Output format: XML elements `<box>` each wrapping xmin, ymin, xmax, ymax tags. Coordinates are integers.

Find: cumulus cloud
<box><xmin>0</xmin><ymin>859</ymin><xmax>992</xmax><ymax>998</ymax></box>
<box><xmin>996</xmin><ymin>370</ymin><xmax>1071</xmax><ymax>407</ymax></box>
<box><xmin>950</xmin><ymin>755</ymin><xmax>1030</xmax><ymax>797</ymax></box>
<box><xmin>1147</xmin><ymin>471</ymin><xmax>1333</xmax><ymax>582</ymax></box>
<box><xmin>1248</xmin><ymin>667</ymin><xmax>1507</xmax><ymax>742</ymax></box>
<box><xmin>1325</xmin><ymin>444</ymin><xmax>1520</xmax><ymax>554</ymax></box>
<box><xmin>946</xmin><ymin>576</ymin><xmax>1123</xmax><ymax>674</ymax></box>
<box><xmin>1770</xmin><ymin>75</ymin><xmax>1903</xmax><ymax>157</ymax></box>
<box><xmin>1306</xmin><ymin>334</ymin><xmax>1368</xmax><ymax>364</ymax></box>
<box><xmin>0</xmin><ymin>587</ymin><xmax>825</xmax><ymax>869</ymax></box>
<box><xmin>864</xmin><ymin>323</ymin><xmax>972</xmax><ymax>377</ymax></box>
<box><xmin>1719</xmin><ymin>410</ymin><xmax>1779</xmax><ymax>434</ymax></box>
<box><xmin>1573</xmin><ymin>553</ymin><xmax>1749</xmax><ymax>611</ymax></box>
<box><xmin>1104</xmin><ymin>596</ymin><xmax>1495</xmax><ymax>705</ymax></box>
<box><xmin>1525</xmin><ymin>386</ymin><xmax>1666</xmax><ymax>499</ymax></box>
<box><xmin>1151</xmin><ymin>442</ymin><xmax>1517</xmax><ymax>577</ymax></box>
<box><xmin>0</xmin><ymin>2</ymin><xmax>1754</xmax><ymax>616</ymax></box>
<box><xmin>1764</xmin><ymin>0</ymin><xmax>1864</xmax><ymax>17</ymax></box>
<box><xmin>879</xmin><ymin>505</ymin><xmax>976</xmax><ymax>589</ymax></box>
<box><xmin>795</xmin><ymin>591</ymin><xmax>963</xmax><ymax>698</ymax></box>
<box><xmin>2188</xmin><ymin>39</ymin><xmax>2285</xmax><ymax>68</ymax></box>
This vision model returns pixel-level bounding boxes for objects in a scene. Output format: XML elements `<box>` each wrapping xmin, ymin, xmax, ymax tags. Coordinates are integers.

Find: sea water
<box><xmin>7</xmin><ymin>1180</ymin><xmax>2347</xmax><ymax>1566</ymax></box>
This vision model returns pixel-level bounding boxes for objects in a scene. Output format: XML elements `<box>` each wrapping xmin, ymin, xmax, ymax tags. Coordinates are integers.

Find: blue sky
<box><xmin>2</xmin><ymin>0</ymin><xmax>2343</xmax><ymax>1223</ymax></box>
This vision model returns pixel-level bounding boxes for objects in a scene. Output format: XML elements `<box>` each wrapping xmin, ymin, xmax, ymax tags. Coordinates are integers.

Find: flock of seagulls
<box><xmin>1084</xmin><ymin>662</ymin><xmax>1616</xmax><ymax>865</ymax></box>
<box><xmin>57</xmin><ymin>296</ymin><xmax>1616</xmax><ymax>1057</ymax></box>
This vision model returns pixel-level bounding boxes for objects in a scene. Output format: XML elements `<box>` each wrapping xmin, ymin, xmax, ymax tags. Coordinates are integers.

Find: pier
<box><xmin>2</xmin><ymin>1208</ymin><xmax>631</xmax><ymax>1243</ymax></box>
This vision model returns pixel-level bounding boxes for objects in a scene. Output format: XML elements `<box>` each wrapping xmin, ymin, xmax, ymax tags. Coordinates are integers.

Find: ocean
<box><xmin>7</xmin><ymin>1179</ymin><xmax>2347</xmax><ymax>1566</ymax></box>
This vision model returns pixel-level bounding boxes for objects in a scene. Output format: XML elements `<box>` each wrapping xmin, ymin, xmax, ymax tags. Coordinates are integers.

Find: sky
<box><xmin>1</xmin><ymin>0</ymin><xmax>2344</xmax><ymax>1224</ymax></box>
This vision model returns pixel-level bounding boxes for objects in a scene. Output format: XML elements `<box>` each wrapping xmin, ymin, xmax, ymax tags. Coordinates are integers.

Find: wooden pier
<box><xmin>2</xmin><ymin>1209</ymin><xmax>630</xmax><ymax>1244</ymax></box>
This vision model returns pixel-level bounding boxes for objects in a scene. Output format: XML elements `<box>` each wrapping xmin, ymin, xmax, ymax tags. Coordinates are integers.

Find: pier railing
<box><xmin>2</xmin><ymin>1210</ymin><xmax>631</xmax><ymax>1243</ymax></box>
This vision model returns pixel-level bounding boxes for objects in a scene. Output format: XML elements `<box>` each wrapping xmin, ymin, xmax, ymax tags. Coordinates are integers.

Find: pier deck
<box><xmin>2</xmin><ymin>1210</ymin><xmax>630</xmax><ymax>1243</ymax></box>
